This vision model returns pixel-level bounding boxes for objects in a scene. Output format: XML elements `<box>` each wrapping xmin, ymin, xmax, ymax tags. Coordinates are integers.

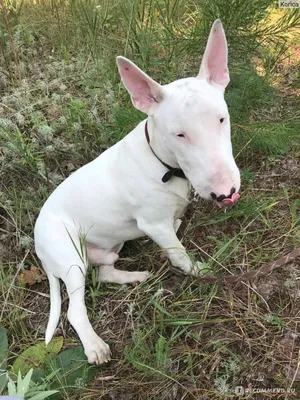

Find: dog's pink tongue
<box><xmin>220</xmin><ymin>193</ymin><xmax>240</xmax><ymax>208</ymax></box>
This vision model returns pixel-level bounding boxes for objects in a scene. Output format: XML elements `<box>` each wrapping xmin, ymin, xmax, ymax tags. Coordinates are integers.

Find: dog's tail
<box><xmin>45</xmin><ymin>272</ymin><xmax>61</xmax><ymax>345</ymax></box>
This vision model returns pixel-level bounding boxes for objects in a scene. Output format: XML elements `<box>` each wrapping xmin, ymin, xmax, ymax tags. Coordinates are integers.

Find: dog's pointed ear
<box><xmin>197</xmin><ymin>20</ymin><xmax>230</xmax><ymax>90</ymax></box>
<box><xmin>117</xmin><ymin>56</ymin><xmax>164</xmax><ymax>115</ymax></box>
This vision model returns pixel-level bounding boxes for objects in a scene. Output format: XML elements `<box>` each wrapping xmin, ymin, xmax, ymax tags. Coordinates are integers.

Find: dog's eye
<box><xmin>220</xmin><ymin>118</ymin><xmax>225</xmax><ymax>123</ymax></box>
<box><xmin>177</xmin><ymin>133</ymin><xmax>185</xmax><ymax>137</ymax></box>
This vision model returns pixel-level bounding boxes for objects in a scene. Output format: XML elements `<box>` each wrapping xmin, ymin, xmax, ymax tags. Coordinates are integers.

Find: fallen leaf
<box><xmin>18</xmin><ymin>265</ymin><xmax>47</xmax><ymax>286</ymax></box>
<box><xmin>12</xmin><ymin>337</ymin><xmax>64</xmax><ymax>376</ymax></box>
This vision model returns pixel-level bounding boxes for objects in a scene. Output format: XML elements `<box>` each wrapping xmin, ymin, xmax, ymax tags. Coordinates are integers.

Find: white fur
<box><xmin>34</xmin><ymin>19</ymin><xmax>240</xmax><ymax>364</ymax></box>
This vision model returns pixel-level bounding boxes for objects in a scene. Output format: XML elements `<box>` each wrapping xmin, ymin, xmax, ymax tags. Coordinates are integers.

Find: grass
<box><xmin>0</xmin><ymin>0</ymin><xmax>300</xmax><ymax>399</ymax></box>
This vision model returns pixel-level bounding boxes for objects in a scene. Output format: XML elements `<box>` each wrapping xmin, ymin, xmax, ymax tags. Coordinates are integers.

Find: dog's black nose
<box><xmin>211</xmin><ymin>187</ymin><xmax>236</xmax><ymax>202</ymax></box>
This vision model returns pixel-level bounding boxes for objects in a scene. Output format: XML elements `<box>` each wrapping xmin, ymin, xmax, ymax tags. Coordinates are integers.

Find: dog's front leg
<box><xmin>137</xmin><ymin>219</ymin><xmax>203</xmax><ymax>276</ymax></box>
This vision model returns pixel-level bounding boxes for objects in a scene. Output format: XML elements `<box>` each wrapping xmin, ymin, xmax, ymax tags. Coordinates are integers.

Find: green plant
<box><xmin>264</xmin><ymin>313</ymin><xmax>287</xmax><ymax>328</ymax></box>
<box><xmin>31</xmin><ymin>347</ymin><xmax>99</xmax><ymax>399</ymax></box>
<box><xmin>124</xmin><ymin>330</ymin><xmax>174</xmax><ymax>377</ymax></box>
<box><xmin>0</xmin><ymin>323</ymin><xmax>8</xmax><ymax>395</ymax></box>
<box><xmin>0</xmin><ymin>323</ymin><xmax>57</xmax><ymax>399</ymax></box>
<box><xmin>7</xmin><ymin>369</ymin><xmax>58</xmax><ymax>400</ymax></box>
<box><xmin>0</xmin><ymin>125</ymin><xmax>43</xmax><ymax>174</ymax></box>
<box><xmin>226</xmin><ymin>67</ymin><xmax>276</xmax><ymax>124</ymax></box>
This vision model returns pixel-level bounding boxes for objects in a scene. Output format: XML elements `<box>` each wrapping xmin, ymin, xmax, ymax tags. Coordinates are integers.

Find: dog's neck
<box><xmin>146</xmin><ymin>116</ymin><xmax>180</xmax><ymax>169</ymax></box>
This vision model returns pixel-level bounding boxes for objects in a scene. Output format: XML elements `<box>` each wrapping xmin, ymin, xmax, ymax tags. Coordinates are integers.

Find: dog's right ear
<box><xmin>117</xmin><ymin>57</ymin><xmax>164</xmax><ymax>115</ymax></box>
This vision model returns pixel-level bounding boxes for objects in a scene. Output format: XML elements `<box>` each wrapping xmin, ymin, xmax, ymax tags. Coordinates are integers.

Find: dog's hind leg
<box><xmin>87</xmin><ymin>243</ymin><xmax>119</xmax><ymax>265</ymax></box>
<box><xmin>36</xmin><ymin>224</ymin><xmax>111</xmax><ymax>364</ymax></box>
<box><xmin>64</xmin><ymin>264</ymin><xmax>111</xmax><ymax>364</ymax></box>
<box><xmin>98</xmin><ymin>264</ymin><xmax>150</xmax><ymax>284</ymax></box>
<box><xmin>95</xmin><ymin>242</ymin><xmax>150</xmax><ymax>284</ymax></box>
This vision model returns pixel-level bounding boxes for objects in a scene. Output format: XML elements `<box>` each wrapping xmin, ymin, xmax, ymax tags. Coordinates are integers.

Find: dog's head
<box><xmin>117</xmin><ymin>20</ymin><xmax>240</xmax><ymax>208</ymax></box>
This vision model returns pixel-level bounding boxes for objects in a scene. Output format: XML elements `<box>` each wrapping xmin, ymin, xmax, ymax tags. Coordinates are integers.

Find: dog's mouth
<box><xmin>216</xmin><ymin>192</ymin><xmax>240</xmax><ymax>208</ymax></box>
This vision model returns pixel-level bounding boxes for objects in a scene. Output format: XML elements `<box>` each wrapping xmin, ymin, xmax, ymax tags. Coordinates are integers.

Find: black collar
<box><xmin>145</xmin><ymin>121</ymin><xmax>187</xmax><ymax>183</ymax></box>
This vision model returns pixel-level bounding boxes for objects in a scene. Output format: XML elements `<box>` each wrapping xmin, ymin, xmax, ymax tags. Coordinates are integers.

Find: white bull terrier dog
<box><xmin>35</xmin><ymin>19</ymin><xmax>241</xmax><ymax>364</ymax></box>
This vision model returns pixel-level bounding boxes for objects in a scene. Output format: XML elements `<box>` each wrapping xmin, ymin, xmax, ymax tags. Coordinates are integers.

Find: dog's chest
<box><xmin>167</xmin><ymin>179</ymin><xmax>191</xmax><ymax>219</ymax></box>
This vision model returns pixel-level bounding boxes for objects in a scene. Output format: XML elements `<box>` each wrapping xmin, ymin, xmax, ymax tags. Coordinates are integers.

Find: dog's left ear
<box><xmin>117</xmin><ymin>56</ymin><xmax>164</xmax><ymax>115</ymax></box>
<box><xmin>197</xmin><ymin>19</ymin><xmax>230</xmax><ymax>90</ymax></box>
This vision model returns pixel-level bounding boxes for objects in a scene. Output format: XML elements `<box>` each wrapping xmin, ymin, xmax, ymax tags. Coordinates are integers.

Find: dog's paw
<box><xmin>85</xmin><ymin>337</ymin><xmax>111</xmax><ymax>365</ymax></box>
<box><xmin>190</xmin><ymin>261</ymin><xmax>207</xmax><ymax>277</ymax></box>
<box><xmin>137</xmin><ymin>270</ymin><xmax>150</xmax><ymax>282</ymax></box>
<box><xmin>127</xmin><ymin>270</ymin><xmax>150</xmax><ymax>284</ymax></box>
